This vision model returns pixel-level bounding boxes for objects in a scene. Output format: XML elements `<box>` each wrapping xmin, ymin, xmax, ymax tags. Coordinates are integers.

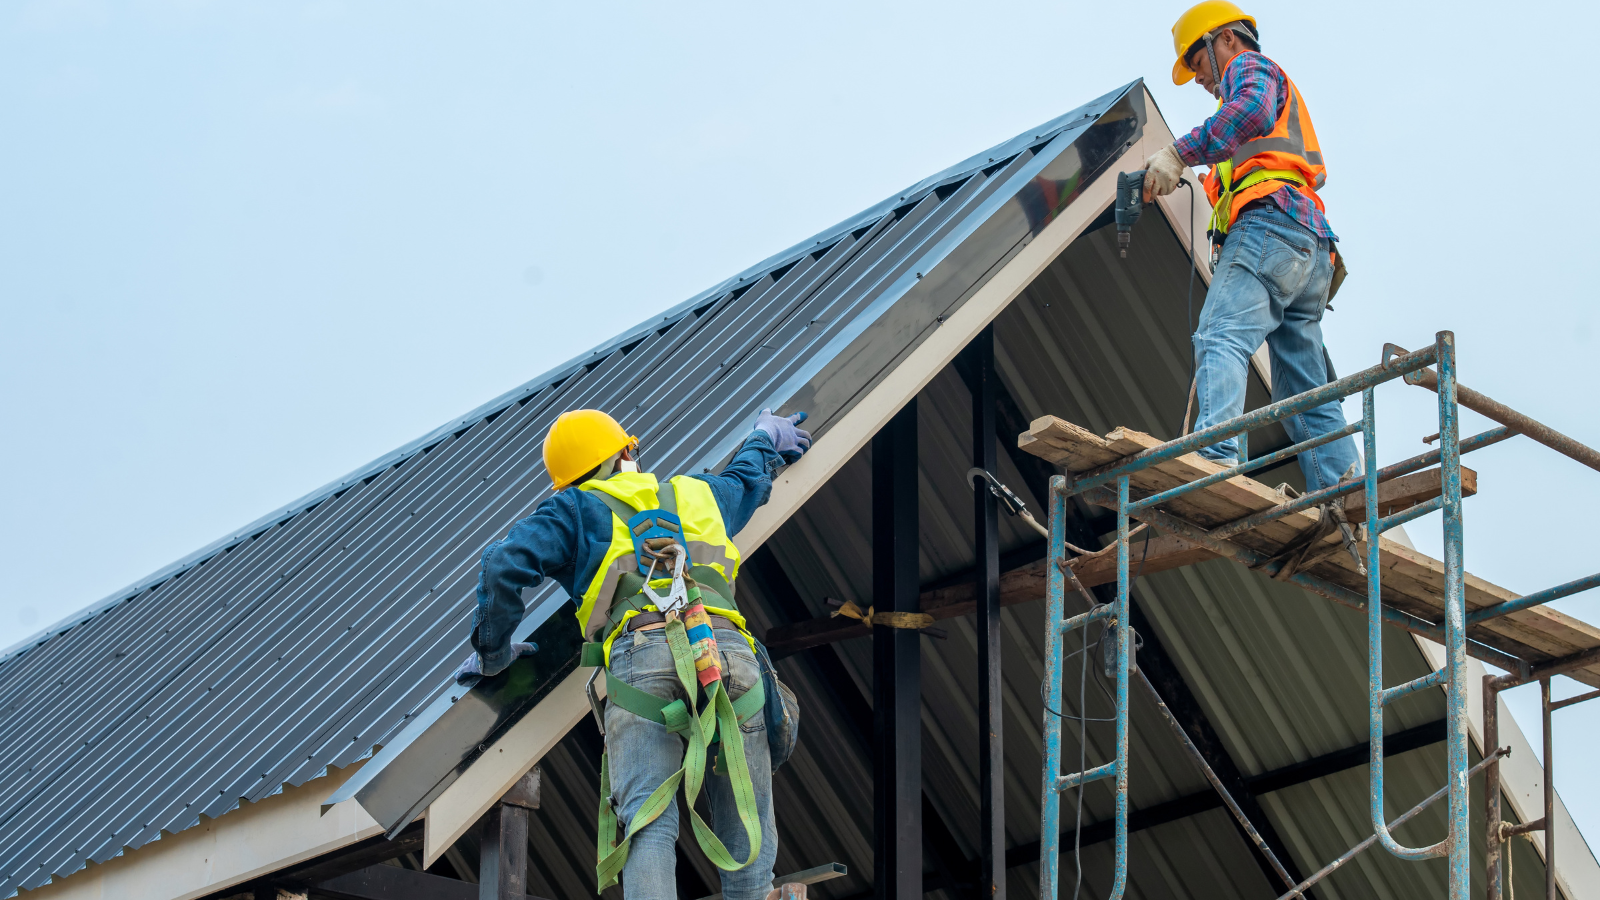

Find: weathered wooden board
<box><xmin>762</xmin><ymin>534</ymin><xmax>1215</xmax><ymax>657</ymax></box>
<box><xmin>1020</xmin><ymin>416</ymin><xmax>1600</xmax><ymax>688</ymax></box>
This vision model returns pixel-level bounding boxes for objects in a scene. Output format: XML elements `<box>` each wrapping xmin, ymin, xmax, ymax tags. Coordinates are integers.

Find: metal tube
<box><xmin>1056</xmin><ymin>761</ymin><xmax>1117</xmax><ymax>792</ymax></box>
<box><xmin>1037</xmin><ymin>476</ymin><xmax>1066</xmax><ymax>900</ymax></box>
<box><xmin>1382</xmin><ymin>669</ymin><xmax>1446</xmax><ymax>705</ymax></box>
<box><xmin>1466</xmin><ymin>571</ymin><xmax>1600</xmax><ymax>626</ymax></box>
<box><xmin>1367</xmin><ymin>382</ymin><xmax>1449</xmax><ymax>863</ymax></box>
<box><xmin>1059</xmin><ymin>602</ymin><xmax>1115</xmax><ymax>634</ymax></box>
<box><xmin>1109</xmin><ymin>475</ymin><xmax>1131</xmax><ymax>900</ymax></box>
<box><xmin>1067</xmin><ymin>344</ymin><xmax>1439</xmax><ymax>497</ymax></box>
<box><xmin>1209</xmin><ymin>424</ymin><xmax>1515</xmax><ymax>542</ymax></box>
<box><xmin>1437</xmin><ymin>331</ymin><xmax>1472</xmax><ymax>900</ymax></box>
<box><xmin>1542</xmin><ymin>678</ymin><xmax>1555</xmax><ymax>900</ymax></box>
<box><xmin>1277</xmin><ymin>749</ymin><xmax>1509</xmax><ymax>900</ymax></box>
<box><xmin>1404</xmin><ymin>357</ymin><xmax>1600</xmax><ymax>475</ymax></box>
<box><xmin>1549</xmin><ymin>687</ymin><xmax>1600</xmax><ymax>711</ymax></box>
<box><xmin>1127</xmin><ymin>421</ymin><xmax>1362</xmax><ymax>513</ymax></box>
<box><xmin>1375</xmin><ymin>495</ymin><xmax>1446</xmax><ymax>535</ymax></box>
<box><xmin>1136</xmin><ymin>670</ymin><xmax>1296</xmax><ymax>891</ymax></box>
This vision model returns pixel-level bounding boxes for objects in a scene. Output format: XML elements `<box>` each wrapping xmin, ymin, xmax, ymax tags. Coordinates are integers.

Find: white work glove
<box><xmin>1142</xmin><ymin>144</ymin><xmax>1184</xmax><ymax>202</ymax></box>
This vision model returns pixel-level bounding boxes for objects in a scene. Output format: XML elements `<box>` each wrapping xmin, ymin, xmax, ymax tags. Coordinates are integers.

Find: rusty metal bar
<box><xmin>1135</xmin><ymin>670</ymin><xmax>1297</xmax><ymax>892</ymax></box>
<box><xmin>1503</xmin><ymin>817</ymin><xmax>1547</xmax><ymax>837</ymax></box>
<box><xmin>1275</xmin><ymin>749</ymin><xmax>1509</xmax><ymax>900</ymax></box>
<box><xmin>1395</xmin><ymin>346</ymin><xmax>1600</xmax><ymax>474</ymax></box>
<box><xmin>1467</xmin><ymin>571</ymin><xmax>1600</xmax><ymax>626</ymax></box>
<box><xmin>1549</xmin><ymin>688</ymin><xmax>1600</xmax><ymax>711</ymax></box>
<box><xmin>1543</xmin><ymin>679</ymin><xmax>1556</xmax><ymax>900</ymax></box>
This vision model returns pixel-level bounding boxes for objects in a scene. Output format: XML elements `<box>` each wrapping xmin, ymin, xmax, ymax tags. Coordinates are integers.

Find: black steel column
<box><xmin>874</xmin><ymin>400</ymin><xmax>921</xmax><ymax>900</ymax></box>
<box><xmin>963</xmin><ymin>328</ymin><xmax>1005</xmax><ymax>899</ymax></box>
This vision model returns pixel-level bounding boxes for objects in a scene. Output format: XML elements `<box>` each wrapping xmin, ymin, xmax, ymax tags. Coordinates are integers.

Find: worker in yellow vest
<box><xmin>453</xmin><ymin>408</ymin><xmax>810</xmax><ymax>900</ymax></box>
<box><xmin>1143</xmin><ymin>1</ymin><xmax>1358</xmax><ymax>492</ymax></box>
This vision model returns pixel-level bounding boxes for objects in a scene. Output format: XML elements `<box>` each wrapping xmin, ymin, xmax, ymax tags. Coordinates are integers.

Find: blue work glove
<box><xmin>753</xmin><ymin>409</ymin><xmax>811</xmax><ymax>464</ymax></box>
<box><xmin>452</xmin><ymin>642</ymin><xmax>538</xmax><ymax>685</ymax></box>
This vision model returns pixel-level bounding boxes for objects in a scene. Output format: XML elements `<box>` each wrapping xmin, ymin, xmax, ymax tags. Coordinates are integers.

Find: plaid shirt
<box><xmin>1173</xmin><ymin>51</ymin><xmax>1336</xmax><ymax>241</ymax></box>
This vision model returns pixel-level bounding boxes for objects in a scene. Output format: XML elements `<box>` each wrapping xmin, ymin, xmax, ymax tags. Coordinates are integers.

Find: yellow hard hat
<box><xmin>543</xmin><ymin>409</ymin><xmax>638</xmax><ymax>490</ymax></box>
<box><xmin>1171</xmin><ymin>1</ymin><xmax>1257</xmax><ymax>85</ymax></box>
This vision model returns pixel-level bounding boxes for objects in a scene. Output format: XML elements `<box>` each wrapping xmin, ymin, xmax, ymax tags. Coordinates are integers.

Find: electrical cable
<box><xmin>1178</xmin><ymin>178</ymin><xmax>1200</xmax><ymax>438</ymax></box>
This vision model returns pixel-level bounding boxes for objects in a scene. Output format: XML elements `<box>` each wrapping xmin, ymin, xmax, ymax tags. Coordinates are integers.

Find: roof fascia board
<box><xmin>411</xmin><ymin>103</ymin><xmax>1171</xmax><ymax>865</ymax></box>
<box><xmin>0</xmin><ymin>81</ymin><xmax>1142</xmax><ymax>667</ymax></box>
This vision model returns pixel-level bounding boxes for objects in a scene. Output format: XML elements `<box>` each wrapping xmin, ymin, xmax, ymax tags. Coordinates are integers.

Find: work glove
<box><xmin>452</xmin><ymin>642</ymin><xmax>538</xmax><ymax>685</ymax></box>
<box><xmin>1142</xmin><ymin>144</ymin><xmax>1184</xmax><ymax>202</ymax></box>
<box><xmin>754</xmin><ymin>408</ymin><xmax>812</xmax><ymax>464</ymax></box>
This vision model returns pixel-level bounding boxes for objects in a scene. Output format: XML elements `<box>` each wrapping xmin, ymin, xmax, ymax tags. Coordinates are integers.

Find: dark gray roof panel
<box><xmin>0</xmin><ymin>83</ymin><xmax>1145</xmax><ymax>894</ymax></box>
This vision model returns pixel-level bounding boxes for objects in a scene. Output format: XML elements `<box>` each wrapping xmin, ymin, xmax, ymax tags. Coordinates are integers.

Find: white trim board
<box><xmin>18</xmin><ymin>762</ymin><xmax>381</xmax><ymax>900</ymax></box>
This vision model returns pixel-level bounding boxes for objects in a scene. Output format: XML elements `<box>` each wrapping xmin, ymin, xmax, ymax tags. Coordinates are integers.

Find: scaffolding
<box><xmin>1036</xmin><ymin>331</ymin><xmax>1600</xmax><ymax>900</ymax></box>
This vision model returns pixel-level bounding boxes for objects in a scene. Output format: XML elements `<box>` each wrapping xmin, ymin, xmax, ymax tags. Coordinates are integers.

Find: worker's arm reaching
<box><xmin>457</xmin><ymin>409</ymin><xmax>808</xmax><ymax>682</ymax></box>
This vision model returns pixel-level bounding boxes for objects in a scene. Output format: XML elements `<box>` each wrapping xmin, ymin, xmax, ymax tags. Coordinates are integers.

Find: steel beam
<box><xmin>961</xmin><ymin>327</ymin><xmax>1006</xmax><ymax>900</ymax></box>
<box><xmin>874</xmin><ymin>400</ymin><xmax>922</xmax><ymax>900</ymax></box>
<box><xmin>743</xmin><ymin>548</ymin><xmax>973</xmax><ymax>896</ymax></box>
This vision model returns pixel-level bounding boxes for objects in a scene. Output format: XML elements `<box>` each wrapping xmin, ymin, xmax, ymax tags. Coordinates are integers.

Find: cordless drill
<box><xmin>1115</xmin><ymin>169</ymin><xmax>1145</xmax><ymax>258</ymax></box>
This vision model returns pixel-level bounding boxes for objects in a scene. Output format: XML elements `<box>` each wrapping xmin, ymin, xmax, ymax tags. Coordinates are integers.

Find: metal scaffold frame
<box><xmin>1038</xmin><ymin>331</ymin><xmax>1600</xmax><ymax>900</ymax></box>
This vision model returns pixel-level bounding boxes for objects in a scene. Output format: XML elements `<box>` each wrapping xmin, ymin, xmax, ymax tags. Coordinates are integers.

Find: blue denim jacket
<box><xmin>470</xmin><ymin>432</ymin><xmax>785</xmax><ymax>675</ymax></box>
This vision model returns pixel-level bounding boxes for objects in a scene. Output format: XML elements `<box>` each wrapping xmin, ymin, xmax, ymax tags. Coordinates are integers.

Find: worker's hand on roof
<box><xmin>451</xmin><ymin>642</ymin><xmax>538</xmax><ymax>685</ymax></box>
<box><xmin>754</xmin><ymin>408</ymin><xmax>812</xmax><ymax>464</ymax></box>
<box><xmin>1143</xmin><ymin>144</ymin><xmax>1184</xmax><ymax>202</ymax></box>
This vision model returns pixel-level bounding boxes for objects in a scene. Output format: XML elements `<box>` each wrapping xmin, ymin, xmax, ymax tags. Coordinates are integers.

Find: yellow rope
<box><xmin>831</xmin><ymin>600</ymin><xmax>933</xmax><ymax>630</ymax></box>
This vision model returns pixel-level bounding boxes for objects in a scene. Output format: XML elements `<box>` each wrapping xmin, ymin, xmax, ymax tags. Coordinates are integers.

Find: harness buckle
<box><xmin>643</xmin><ymin>541</ymin><xmax>693</xmax><ymax>616</ymax></box>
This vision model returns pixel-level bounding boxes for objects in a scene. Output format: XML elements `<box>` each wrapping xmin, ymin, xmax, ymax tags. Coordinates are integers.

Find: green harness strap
<box><xmin>592</xmin><ymin>616</ymin><xmax>763</xmax><ymax>893</ymax></box>
<box><xmin>1210</xmin><ymin>159</ymin><xmax>1308</xmax><ymax>236</ymax></box>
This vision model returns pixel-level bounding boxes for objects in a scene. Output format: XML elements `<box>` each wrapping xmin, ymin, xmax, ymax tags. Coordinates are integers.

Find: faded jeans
<box><xmin>605</xmin><ymin>626</ymin><xmax>777</xmax><ymax>900</ymax></box>
<box><xmin>1192</xmin><ymin>204</ymin><xmax>1359</xmax><ymax>492</ymax></box>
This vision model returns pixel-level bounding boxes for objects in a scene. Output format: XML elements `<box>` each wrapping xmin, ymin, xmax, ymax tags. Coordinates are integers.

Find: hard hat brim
<box><xmin>1172</xmin><ymin>57</ymin><xmax>1196</xmax><ymax>85</ymax></box>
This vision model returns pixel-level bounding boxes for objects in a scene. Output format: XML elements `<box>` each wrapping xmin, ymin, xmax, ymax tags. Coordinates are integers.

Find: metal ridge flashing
<box><xmin>0</xmin><ymin>81</ymin><xmax>1139</xmax><ymax>666</ymax></box>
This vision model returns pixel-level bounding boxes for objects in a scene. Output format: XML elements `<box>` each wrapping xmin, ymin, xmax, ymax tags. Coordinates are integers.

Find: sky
<box><xmin>2</xmin><ymin>0</ymin><xmax>1598</xmax><ymax>862</ymax></box>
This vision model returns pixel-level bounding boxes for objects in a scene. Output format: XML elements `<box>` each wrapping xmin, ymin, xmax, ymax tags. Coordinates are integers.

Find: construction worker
<box><xmin>452</xmin><ymin>408</ymin><xmax>812</xmax><ymax>900</ymax></box>
<box><xmin>1143</xmin><ymin>2</ymin><xmax>1359</xmax><ymax>492</ymax></box>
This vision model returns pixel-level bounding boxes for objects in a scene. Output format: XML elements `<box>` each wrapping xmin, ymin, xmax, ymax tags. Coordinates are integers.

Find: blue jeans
<box><xmin>605</xmin><ymin>626</ymin><xmax>777</xmax><ymax>900</ymax></box>
<box><xmin>1193</xmin><ymin>205</ymin><xmax>1359</xmax><ymax>492</ymax></box>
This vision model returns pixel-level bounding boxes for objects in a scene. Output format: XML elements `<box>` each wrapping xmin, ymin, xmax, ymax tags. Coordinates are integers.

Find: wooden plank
<box><xmin>763</xmin><ymin>535</ymin><xmax>1215</xmax><ymax>657</ymax></box>
<box><xmin>1020</xmin><ymin>416</ymin><xmax>1600</xmax><ymax>689</ymax></box>
<box><xmin>1343</xmin><ymin>467</ymin><xmax>1478</xmax><ymax>517</ymax></box>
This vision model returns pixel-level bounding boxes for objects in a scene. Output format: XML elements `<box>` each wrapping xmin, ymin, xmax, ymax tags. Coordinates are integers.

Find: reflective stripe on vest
<box><xmin>1202</xmin><ymin>59</ymin><xmax>1327</xmax><ymax>234</ymax></box>
<box><xmin>574</xmin><ymin>472</ymin><xmax>743</xmax><ymax>641</ymax></box>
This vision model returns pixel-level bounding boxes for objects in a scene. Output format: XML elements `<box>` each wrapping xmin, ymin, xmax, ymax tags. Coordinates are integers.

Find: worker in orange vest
<box><xmin>1143</xmin><ymin>1</ymin><xmax>1358</xmax><ymax>493</ymax></box>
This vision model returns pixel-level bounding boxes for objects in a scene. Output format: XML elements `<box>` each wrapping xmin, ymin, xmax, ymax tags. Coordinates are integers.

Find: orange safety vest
<box><xmin>1201</xmin><ymin>57</ymin><xmax>1327</xmax><ymax>235</ymax></box>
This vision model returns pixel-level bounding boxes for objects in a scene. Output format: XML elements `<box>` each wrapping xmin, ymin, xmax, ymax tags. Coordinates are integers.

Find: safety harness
<box><xmin>579</xmin><ymin>481</ymin><xmax>766</xmax><ymax>893</ymax></box>
<box><xmin>1208</xmin><ymin>157</ymin><xmax>1308</xmax><ymax>237</ymax></box>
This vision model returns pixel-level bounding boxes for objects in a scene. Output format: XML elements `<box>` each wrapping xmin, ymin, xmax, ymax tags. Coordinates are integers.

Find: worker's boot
<box><xmin>764</xmin><ymin>883</ymin><xmax>807</xmax><ymax>900</ymax></box>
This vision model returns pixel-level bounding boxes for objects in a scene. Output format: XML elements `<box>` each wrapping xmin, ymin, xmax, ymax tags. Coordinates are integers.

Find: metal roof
<box><xmin>0</xmin><ymin>81</ymin><xmax>1143</xmax><ymax>896</ymax></box>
